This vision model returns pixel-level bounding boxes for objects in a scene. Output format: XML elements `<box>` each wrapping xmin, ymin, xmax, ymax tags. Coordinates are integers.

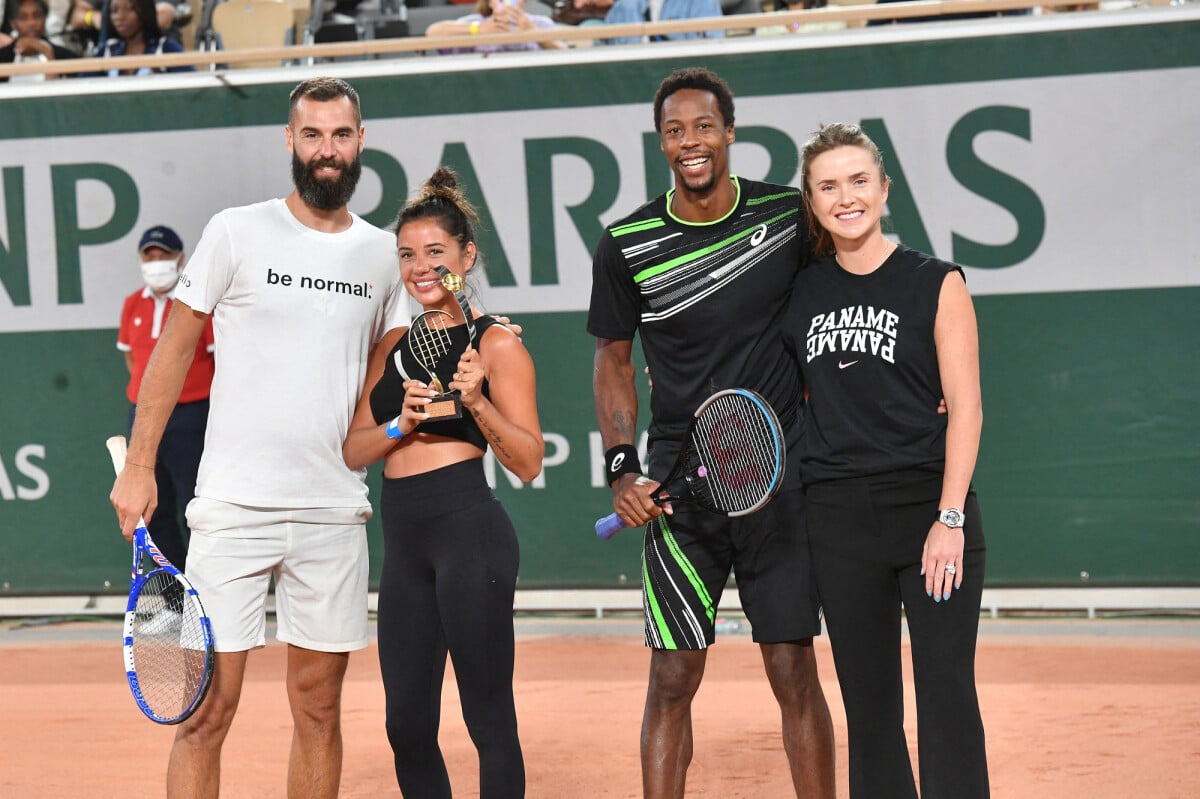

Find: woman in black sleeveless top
<box><xmin>344</xmin><ymin>167</ymin><xmax>543</xmax><ymax>798</ymax></box>
<box><xmin>784</xmin><ymin>124</ymin><xmax>989</xmax><ymax>799</ymax></box>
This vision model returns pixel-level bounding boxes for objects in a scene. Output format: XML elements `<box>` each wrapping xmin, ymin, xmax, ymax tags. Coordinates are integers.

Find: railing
<box><xmin>0</xmin><ymin>0</ymin><xmax>1176</xmax><ymax>80</ymax></box>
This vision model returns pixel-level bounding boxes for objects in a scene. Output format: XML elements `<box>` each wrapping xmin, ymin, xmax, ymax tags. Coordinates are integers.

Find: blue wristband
<box><xmin>385</xmin><ymin>416</ymin><xmax>404</xmax><ymax>440</ymax></box>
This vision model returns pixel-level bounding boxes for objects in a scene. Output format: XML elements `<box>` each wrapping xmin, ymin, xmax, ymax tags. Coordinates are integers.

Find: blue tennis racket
<box><xmin>595</xmin><ymin>388</ymin><xmax>787</xmax><ymax>540</ymax></box>
<box><xmin>106</xmin><ymin>436</ymin><xmax>215</xmax><ymax>725</ymax></box>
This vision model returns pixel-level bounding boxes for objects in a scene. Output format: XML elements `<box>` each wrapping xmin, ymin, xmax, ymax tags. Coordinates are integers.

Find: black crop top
<box><xmin>370</xmin><ymin>314</ymin><xmax>504</xmax><ymax>451</ymax></box>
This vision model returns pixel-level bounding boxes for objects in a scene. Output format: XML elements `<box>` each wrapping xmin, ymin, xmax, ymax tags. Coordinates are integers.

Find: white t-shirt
<box><xmin>176</xmin><ymin>198</ymin><xmax>409</xmax><ymax>508</ymax></box>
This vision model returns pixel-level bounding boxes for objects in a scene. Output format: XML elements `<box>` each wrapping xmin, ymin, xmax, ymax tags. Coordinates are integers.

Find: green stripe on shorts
<box><xmin>661</xmin><ymin>515</ymin><xmax>715</xmax><ymax>624</ymax></box>
<box><xmin>642</xmin><ymin>546</ymin><xmax>676</xmax><ymax>650</ymax></box>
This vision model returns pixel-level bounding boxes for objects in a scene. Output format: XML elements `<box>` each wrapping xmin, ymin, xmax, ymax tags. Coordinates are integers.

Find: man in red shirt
<box><xmin>117</xmin><ymin>224</ymin><xmax>214</xmax><ymax>574</ymax></box>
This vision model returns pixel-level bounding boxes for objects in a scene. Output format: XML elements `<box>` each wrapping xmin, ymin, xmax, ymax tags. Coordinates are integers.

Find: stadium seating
<box><xmin>206</xmin><ymin>0</ymin><xmax>298</xmax><ymax>66</ymax></box>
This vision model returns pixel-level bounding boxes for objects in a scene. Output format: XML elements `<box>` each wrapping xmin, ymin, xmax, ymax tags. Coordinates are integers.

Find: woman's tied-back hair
<box><xmin>395</xmin><ymin>166</ymin><xmax>482</xmax><ymax>258</ymax></box>
<box><xmin>799</xmin><ymin>122</ymin><xmax>889</xmax><ymax>258</ymax></box>
<box><xmin>653</xmin><ymin>67</ymin><xmax>736</xmax><ymax>133</ymax></box>
<box><xmin>288</xmin><ymin>77</ymin><xmax>362</xmax><ymax>127</ymax></box>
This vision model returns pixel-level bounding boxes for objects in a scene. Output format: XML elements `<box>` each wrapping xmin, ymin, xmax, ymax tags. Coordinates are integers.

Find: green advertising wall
<box><xmin>1</xmin><ymin>11</ymin><xmax>1198</xmax><ymax>594</ymax></box>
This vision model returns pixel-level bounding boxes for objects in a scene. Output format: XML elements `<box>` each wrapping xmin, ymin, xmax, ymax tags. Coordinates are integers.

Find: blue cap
<box><xmin>138</xmin><ymin>225</ymin><xmax>184</xmax><ymax>254</ymax></box>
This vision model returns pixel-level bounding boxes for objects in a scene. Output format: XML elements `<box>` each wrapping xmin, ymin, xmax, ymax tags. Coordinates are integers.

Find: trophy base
<box><xmin>424</xmin><ymin>394</ymin><xmax>462</xmax><ymax>420</ymax></box>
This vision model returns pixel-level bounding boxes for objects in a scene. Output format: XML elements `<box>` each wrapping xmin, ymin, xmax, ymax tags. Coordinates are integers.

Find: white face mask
<box><xmin>141</xmin><ymin>259</ymin><xmax>180</xmax><ymax>293</ymax></box>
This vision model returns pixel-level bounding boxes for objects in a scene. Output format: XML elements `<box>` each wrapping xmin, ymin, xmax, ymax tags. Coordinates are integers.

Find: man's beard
<box><xmin>680</xmin><ymin>171</ymin><xmax>718</xmax><ymax>195</ymax></box>
<box><xmin>292</xmin><ymin>152</ymin><xmax>363</xmax><ymax>211</ymax></box>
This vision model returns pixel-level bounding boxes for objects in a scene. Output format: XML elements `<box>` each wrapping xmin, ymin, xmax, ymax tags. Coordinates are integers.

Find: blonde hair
<box><xmin>799</xmin><ymin>122</ymin><xmax>889</xmax><ymax>258</ymax></box>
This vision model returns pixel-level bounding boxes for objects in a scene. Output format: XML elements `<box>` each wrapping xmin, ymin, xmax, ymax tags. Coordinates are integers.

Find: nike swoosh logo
<box><xmin>838</xmin><ymin>360</ymin><xmax>859</xmax><ymax>369</ymax></box>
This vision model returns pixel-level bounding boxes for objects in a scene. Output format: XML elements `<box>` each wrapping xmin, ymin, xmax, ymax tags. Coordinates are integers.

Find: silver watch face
<box><xmin>939</xmin><ymin>508</ymin><xmax>965</xmax><ymax>528</ymax></box>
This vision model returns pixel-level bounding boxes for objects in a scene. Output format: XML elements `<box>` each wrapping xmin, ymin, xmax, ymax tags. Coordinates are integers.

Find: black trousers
<box><xmin>378</xmin><ymin>459</ymin><xmax>525</xmax><ymax>798</ymax></box>
<box><xmin>806</xmin><ymin>472</ymin><xmax>989</xmax><ymax>799</ymax></box>
<box><xmin>129</xmin><ymin>398</ymin><xmax>208</xmax><ymax>571</ymax></box>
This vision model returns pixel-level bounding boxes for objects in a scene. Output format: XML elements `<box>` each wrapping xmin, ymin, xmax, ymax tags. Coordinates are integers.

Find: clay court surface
<box><xmin>2</xmin><ymin>614</ymin><xmax>1198</xmax><ymax>798</ymax></box>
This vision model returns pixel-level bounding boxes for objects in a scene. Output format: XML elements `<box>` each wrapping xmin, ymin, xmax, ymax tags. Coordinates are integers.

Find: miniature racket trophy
<box><xmin>406</xmin><ymin>265</ymin><xmax>476</xmax><ymax>421</ymax></box>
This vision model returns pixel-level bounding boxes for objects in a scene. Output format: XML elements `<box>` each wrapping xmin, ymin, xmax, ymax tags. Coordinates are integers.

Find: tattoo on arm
<box><xmin>472</xmin><ymin>409</ymin><xmax>513</xmax><ymax>462</ymax></box>
<box><xmin>611</xmin><ymin>410</ymin><xmax>636</xmax><ymax>442</ymax></box>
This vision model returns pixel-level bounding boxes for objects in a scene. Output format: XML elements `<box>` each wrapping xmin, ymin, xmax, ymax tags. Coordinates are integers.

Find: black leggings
<box><xmin>806</xmin><ymin>472</ymin><xmax>989</xmax><ymax>799</ymax></box>
<box><xmin>378</xmin><ymin>460</ymin><xmax>524</xmax><ymax>798</ymax></box>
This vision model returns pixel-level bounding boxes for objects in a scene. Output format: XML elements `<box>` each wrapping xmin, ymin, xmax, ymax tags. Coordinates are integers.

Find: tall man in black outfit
<box><xmin>588</xmin><ymin>67</ymin><xmax>836</xmax><ymax>798</ymax></box>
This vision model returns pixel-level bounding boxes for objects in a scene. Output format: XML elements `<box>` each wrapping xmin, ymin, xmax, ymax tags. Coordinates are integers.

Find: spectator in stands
<box><xmin>117</xmin><ymin>224</ymin><xmax>214</xmax><ymax>578</ymax></box>
<box><xmin>0</xmin><ymin>0</ymin><xmax>80</xmax><ymax>79</ymax></box>
<box><xmin>0</xmin><ymin>0</ymin><xmax>60</xmax><ymax>44</ymax></box>
<box><xmin>425</xmin><ymin>0</ymin><xmax>564</xmax><ymax>52</ymax></box>
<box><xmin>77</xmin><ymin>0</ymin><xmax>193</xmax><ymax>75</ymax></box>
<box><xmin>573</xmin><ymin>0</ymin><xmax>725</xmax><ymax>45</ymax></box>
<box><xmin>64</xmin><ymin>0</ymin><xmax>101</xmax><ymax>53</ymax></box>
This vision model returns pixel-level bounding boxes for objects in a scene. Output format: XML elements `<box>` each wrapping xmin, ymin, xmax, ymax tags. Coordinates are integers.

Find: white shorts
<box><xmin>185</xmin><ymin>497</ymin><xmax>373</xmax><ymax>653</ymax></box>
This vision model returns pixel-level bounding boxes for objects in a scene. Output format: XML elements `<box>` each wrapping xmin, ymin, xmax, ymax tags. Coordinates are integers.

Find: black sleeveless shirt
<box><xmin>370</xmin><ymin>314</ymin><xmax>504</xmax><ymax>451</ymax></box>
<box><xmin>783</xmin><ymin>245</ymin><xmax>964</xmax><ymax>484</ymax></box>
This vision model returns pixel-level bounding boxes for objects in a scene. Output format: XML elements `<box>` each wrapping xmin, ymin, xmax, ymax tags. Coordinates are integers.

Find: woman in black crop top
<box><xmin>784</xmin><ymin>124</ymin><xmax>989</xmax><ymax>799</ymax></box>
<box><xmin>343</xmin><ymin>167</ymin><xmax>544</xmax><ymax>798</ymax></box>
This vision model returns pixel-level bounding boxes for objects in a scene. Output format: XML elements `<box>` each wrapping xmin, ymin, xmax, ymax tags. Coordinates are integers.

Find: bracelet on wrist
<box><xmin>385</xmin><ymin>416</ymin><xmax>405</xmax><ymax>440</ymax></box>
<box><xmin>125</xmin><ymin>460</ymin><xmax>155</xmax><ymax>471</ymax></box>
<box><xmin>604</xmin><ymin>444</ymin><xmax>642</xmax><ymax>486</ymax></box>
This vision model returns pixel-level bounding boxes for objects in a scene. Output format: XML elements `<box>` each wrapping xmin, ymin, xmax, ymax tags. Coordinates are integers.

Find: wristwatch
<box><xmin>937</xmin><ymin>508</ymin><xmax>965</xmax><ymax>529</ymax></box>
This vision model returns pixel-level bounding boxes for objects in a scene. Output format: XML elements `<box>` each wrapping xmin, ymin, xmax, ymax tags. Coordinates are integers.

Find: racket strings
<box><xmin>690</xmin><ymin>394</ymin><xmax>781</xmax><ymax>512</ymax></box>
<box><xmin>131</xmin><ymin>571</ymin><xmax>210</xmax><ymax>719</ymax></box>
<box><xmin>409</xmin><ymin>313</ymin><xmax>454</xmax><ymax>391</ymax></box>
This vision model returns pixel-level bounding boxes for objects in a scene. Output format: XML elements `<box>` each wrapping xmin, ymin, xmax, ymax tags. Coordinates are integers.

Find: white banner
<box><xmin>1</xmin><ymin>64</ymin><xmax>1196</xmax><ymax>333</ymax></box>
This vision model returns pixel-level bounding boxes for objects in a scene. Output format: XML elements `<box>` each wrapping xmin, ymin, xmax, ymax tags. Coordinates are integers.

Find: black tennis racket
<box><xmin>106</xmin><ymin>436</ymin><xmax>215</xmax><ymax>725</ymax></box>
<box><xmin>595</xmin><ymin>388</ymin><xmax>786</xmax><ymax>540</ymax></box>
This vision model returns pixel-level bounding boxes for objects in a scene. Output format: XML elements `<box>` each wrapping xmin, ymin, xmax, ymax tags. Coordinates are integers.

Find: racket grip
<box><xmin>595</xmin><ymin>512</ymin><xmax>627</xmax><ymax>540</ymax></box>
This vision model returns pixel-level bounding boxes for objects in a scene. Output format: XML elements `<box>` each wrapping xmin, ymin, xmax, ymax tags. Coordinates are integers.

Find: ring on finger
<box><xmin>944</xmin><ymin>563</ymin><xmax>957</xmax><ymax>576</ymax></box>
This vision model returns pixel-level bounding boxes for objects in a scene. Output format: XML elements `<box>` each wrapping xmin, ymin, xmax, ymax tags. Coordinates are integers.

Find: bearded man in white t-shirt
<box><xmin>110</xmin><ymin>77</ymin><xmax>410</xmax><ymax>798</ymax></box>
